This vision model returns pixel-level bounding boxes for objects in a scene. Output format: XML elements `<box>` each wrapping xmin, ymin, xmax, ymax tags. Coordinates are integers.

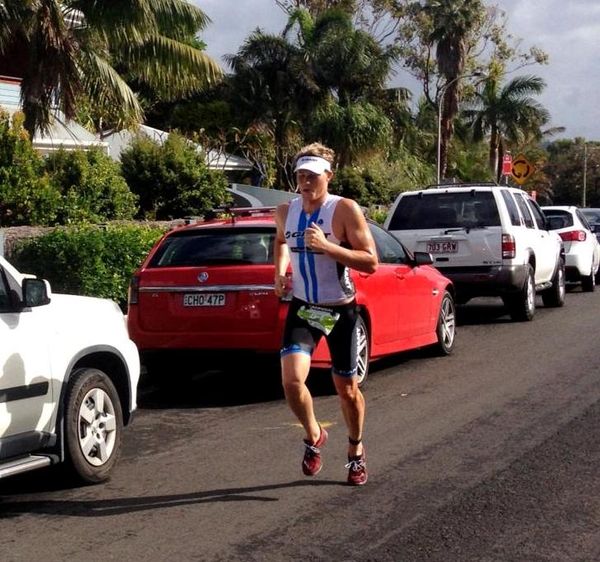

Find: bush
<box><xmin>45</xmin><ymin>148</ymin><xmax>138</xmax><ymax>223</ymax></box>
<box><xmin>0</xmin><ymin>110</ymin><xmax>61</xmax><ymax>225</ymax></box>
<box><xmin>330</xmin><ymin>151</ymin><xmax>436</xmax><ymax>208</ymax></box>
<box><xmin>10</xmin><ymin>224</ymin><xmax>166</xmax><ymax>310</ymax></box>
<box><xmin>120</xmin><ymin>132</ymin><xmax>231</xmax><ymax>220</ymax></box>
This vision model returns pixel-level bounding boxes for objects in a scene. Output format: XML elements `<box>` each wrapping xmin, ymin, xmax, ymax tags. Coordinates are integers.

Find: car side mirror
<box><xmin>22</xmin><ymin>278</ymin><xmax>51</xmax><ymax>307</ymax></box>
<box><xmin>413</xmin><ymin>251</ymin><xmax>434</xmax><ymax>266</ymax></box>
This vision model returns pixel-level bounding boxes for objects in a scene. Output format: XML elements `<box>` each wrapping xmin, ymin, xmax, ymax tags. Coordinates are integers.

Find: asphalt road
<box><xmin>3</xmin><ymin>288</ymin><xmax>600</xmax><ymax>562</ymax></box>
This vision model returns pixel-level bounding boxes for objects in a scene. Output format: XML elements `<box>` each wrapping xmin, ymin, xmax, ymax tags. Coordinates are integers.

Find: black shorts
<box><xmin>280</xmin><ymin>297</ymin><xmax>359</xmax><ymax>377</ymax></box>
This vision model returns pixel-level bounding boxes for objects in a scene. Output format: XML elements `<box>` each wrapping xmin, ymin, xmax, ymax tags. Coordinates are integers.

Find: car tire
<box><xmin>355</xmin><ymin>315</ymin><xmax>370</xmax><ymax>388</ymax></box>
<box><xmin>507</xmin><ymin>265</ymin><xmax>536</xmax><ymax>321</ymax></box>
<box><xmin>432</xmin><ymin>291</ymin><xmax>456</xmax><ymax>355</ymax></box>
<box><xmin>582</xmin><ymin>265</ymin><xmax>596</xmax><ymax>292</ymax></box>
<box><xmin>63</xmin><ymin>368</ymin><xmax>123</xmax><ymax>484</ymax></box>
<box><xmin>542</xmin><ymin>259</ymin><xmax>566</xmax><ymax>306</ymax></box>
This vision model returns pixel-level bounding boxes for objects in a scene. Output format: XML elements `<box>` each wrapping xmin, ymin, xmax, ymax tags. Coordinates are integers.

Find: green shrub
<box><xmin>0</xmin><ymin>110</ymin><xmax>61</xmax><ymax>225</ymax></box>
<box><xmin>330</xmin><ymin>151</ymin><xmax>436</xmax><ymax>209</ymax></box>
<box><xmin>120</xmin><ymin>132</ymin><xmax>231</xmax><ymax>220</ymax></box>
<box><xmin>45</xmin><ymin>148</ymin><xmax>138</xmax><ymax>224</ymax></box>
<box><xmin>10</xmin><ymin>224</ymin><xmax>166</xmax><ymax>310</ymax></box>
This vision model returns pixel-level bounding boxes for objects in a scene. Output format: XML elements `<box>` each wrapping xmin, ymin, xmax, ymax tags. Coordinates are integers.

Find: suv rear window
<box><xmin>388</xmin><ymin>191</ymin><xmax>500</xmax><ymax>230</ymax></box>
<box><xmin>149</xmin><ymin>228</ymin><xmax>275</xmax><ymax>267</ymax></box>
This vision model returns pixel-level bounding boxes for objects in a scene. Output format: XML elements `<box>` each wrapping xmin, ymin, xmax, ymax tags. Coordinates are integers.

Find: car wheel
<box><xmin>542</xmin><ymin>259</ymin><xmax>566</xmax><ymax>306</ymax></box>
<box><xmin>582</xmin><ymin>264</ymin><xmax>596</xmax><ymax>292</ymax></box>
<box><xmin>507</xmin><ymin>265</ymin><xmax>536</xmax><ymax>321</ymax></box>
<box><xmin>433</xmin><ymin>291</ymin><xmax>456</xmax><ymax>355</ymax></box>
<box><xmin>355</xmin><ymin>315</ymin><xmax>370</xmax><ymax>388</ymax></box>
<box><xmin>63</xmin><ymin>368</ymin><xmax>123</xmax><ymax>484</ymax></box>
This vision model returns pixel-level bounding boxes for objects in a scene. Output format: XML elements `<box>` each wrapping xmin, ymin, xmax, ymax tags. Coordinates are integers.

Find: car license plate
<box><xmin>426</xmin><ymin>241</ymin><xmax>458</xmax><ymax>254</ymax></box>
<box><xmin>183</xmin><ymin>293</ymin><xmax>226</xmax><ymax>307</ymax></box>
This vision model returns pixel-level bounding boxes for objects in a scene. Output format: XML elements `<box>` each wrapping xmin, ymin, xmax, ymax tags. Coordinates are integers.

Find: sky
<box><xmin>196</xmin><ymin>0</ymin><xmax>600</xmax><ymax>141</ymax></box>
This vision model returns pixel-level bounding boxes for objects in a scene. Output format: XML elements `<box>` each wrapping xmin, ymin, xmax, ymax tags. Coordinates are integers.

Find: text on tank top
<box><xmin>284</xmin><ymin>194</ymin><xmax>355</xmax><ymax>304</ymax></box>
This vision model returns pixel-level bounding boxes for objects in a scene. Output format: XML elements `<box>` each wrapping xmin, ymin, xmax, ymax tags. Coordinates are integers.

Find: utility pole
<box><xmin>583</xmin><ymin>143</ymin><xmax>588</xmax><ymax>207</ymax></box>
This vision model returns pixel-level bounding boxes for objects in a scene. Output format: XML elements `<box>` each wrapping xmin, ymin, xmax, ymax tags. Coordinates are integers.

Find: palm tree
<box><xmin>285</xmin><ymin>7</ymin><xmax>397</xmax><ymax>166</ymax></box>
<box><xmin>428</xmin><ymin>0</ymin><xmax>483</xmax><ymax>179</ymax></box>
<box><xmin>0</xmin><ymin>0</ymin><xmax>222</xmax><ymax>136</ymax></box>
<box><xmin>225</xmin><ymin>30</ymin><xmax>317</xmax><ymax>189</ymax></box>
<box><xmin>462</xmin><ymin>74</ymin><xmax>550</xmax><ymax>180</ymax></box>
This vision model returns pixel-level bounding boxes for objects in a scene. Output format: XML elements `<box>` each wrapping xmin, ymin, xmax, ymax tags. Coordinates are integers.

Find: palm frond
<box><xmin>79</xmin><ymin>50</ymin><xmax>143</xmax><ymax>121</ymax></box>
<box><xmin>121</xmin><ymin>35</ymin><xmax>222</xmax><ymax>98</ymax></box>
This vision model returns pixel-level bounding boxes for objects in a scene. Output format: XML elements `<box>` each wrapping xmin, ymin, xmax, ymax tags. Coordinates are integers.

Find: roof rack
<box><xmin>200</xmin><ymin>205</ymin><xmax>277</xmax><ymax>225</ymax></box>
<box><xmin>424</xmin><ymin>181</ymin><xmax>499</xmax><ymax>190</ymax></box>
<box><xmin>215</xmin><ymin>205</ymin><xmax>277</xmax><ymax>215</ymax></box>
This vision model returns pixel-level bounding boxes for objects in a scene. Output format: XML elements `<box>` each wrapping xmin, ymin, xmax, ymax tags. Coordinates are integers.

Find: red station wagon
<box><xmin>127</xmin><ymin>207</ymin><xmax>457</xmax><ymax>385</ymax></box>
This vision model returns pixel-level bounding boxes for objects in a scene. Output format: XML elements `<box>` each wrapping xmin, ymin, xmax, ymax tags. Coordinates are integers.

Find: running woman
<box><xmin>273</xmin><ymin>142</ymin><xmax>378</xmax><ymax>486</ymax></box>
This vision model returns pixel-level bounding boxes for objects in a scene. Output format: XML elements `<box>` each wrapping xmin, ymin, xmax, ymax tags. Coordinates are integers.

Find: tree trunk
<box><xmin>489</xmin><ymin>128</ymin><xmax>500</xmax><ymax>182</ymax></box>
<box><xmin>439</xmin><ymin>82</ymin><xmax>459</xmax><ymax>181</ymax></box>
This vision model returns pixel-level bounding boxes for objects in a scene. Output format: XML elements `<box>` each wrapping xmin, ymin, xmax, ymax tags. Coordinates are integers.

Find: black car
<box><xmin>580</xmin><ymin>208</ymin><xmax>600</xmax><ymax>243</ymax></box>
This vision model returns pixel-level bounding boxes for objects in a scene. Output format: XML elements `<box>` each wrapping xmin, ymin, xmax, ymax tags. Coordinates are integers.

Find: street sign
<box><xmin>502</xmin><ymin>153</ymin><xmax>512</xmax><ymax>175</ymax></box>
<box><xmin>511</xmin><ymin>154</ymin><xmax>535</xmax><ymax>185</ymax></box>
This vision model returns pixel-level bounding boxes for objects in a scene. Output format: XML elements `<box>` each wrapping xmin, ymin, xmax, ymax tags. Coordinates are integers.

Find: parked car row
<box><xmin>4</xmin><ymin>182</ymin><xmax>597</xmax><ymax>485</ymax></box>
<box><xmin>128</xmin><ymin>183</ymin><xmax>600</xmax><ymax>393</ymax></box>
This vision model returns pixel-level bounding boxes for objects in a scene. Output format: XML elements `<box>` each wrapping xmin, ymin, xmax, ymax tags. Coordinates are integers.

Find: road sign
<box><xmin>502</xmin><ymin>153</ymin><xmax>513</xmax><ymax>176</ymax></box>
<box><xmin>511</xmin><ymin>154</ymin><xmax>535</xmax><ymax>185</ymax></box>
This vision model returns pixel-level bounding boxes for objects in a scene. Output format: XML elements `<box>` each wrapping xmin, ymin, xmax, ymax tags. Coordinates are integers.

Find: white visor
<box><xmin>294</xmin><ymin>156</ymin><xmax>331</xmax><ymax>175</ymax></box>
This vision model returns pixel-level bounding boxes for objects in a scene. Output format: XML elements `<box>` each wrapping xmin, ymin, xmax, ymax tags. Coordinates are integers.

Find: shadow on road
<box><xmin>137</xmin><ymin>357</ymin><xmax>345</xmax><ymax>410</ymax></box>
<box><xmin>455</xmin><ymin>299</ymin><xmax>513</xmax><ymax>326</ymax></box>
<box><xmin>0</xmin><ymin>479</ymin><xmax>341</xmax><ymax>517</ymax></box>
<box><xmin>137</xmin><ymin>347</ymin><xmax>433</xmax><ymax>410</ymax></box>
<box><xmin>456</xmin><ymin>286</ymin><xmax>583</xmax><ymax>326</ymax></box>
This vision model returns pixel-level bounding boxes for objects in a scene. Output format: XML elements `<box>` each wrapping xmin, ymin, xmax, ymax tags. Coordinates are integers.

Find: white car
<box><xmin>384</xmin><ymin>183</ymin><xmax>566</xmax><ymax>321</ymax></box>
<box><xmin>0</xmin><ymin>255</ymin><xmax>140</xmax><ymax>483</ymax></box>
<box><xmin>542</xmin><ymin>206</ymin><xmax>600</xmax><ymax>292</ymax></box>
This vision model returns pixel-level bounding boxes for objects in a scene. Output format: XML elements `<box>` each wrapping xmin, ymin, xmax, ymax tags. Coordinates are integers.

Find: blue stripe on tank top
<box><xmin>297</xmin><ymin>210</ymin><xmax>311</xmax><ymax>301</ymax></box>
<box><xmin>306</xmin><ymin>208</ymin><xmax>321</xmax><ymax>302</ymax></box>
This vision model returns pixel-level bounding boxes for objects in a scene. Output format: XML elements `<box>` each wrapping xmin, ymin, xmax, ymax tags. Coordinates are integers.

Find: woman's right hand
<box><xmin>274</xmin><ymin>274</ymin><xmax>290</xmax><ymax>298</ymax></box>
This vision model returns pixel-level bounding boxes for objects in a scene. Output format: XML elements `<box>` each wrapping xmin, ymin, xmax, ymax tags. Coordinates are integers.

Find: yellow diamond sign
<box><xmin>511</xmin><ymin>154</ymin><xmax>535</xmax><ymax>185</ymax></box>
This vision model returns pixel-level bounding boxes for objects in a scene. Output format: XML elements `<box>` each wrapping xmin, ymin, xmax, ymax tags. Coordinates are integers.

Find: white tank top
<box><xmin>284</xmin><ymin>194</ymin><xmax>355</xmax><ymax>304</ymax></box>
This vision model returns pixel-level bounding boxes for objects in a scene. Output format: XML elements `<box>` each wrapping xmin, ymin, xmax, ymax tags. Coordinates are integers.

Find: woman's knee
<box><xmin>334</xmin><ymin>378</ymin><xmax>361</xmax><ymax>403</ymax></box>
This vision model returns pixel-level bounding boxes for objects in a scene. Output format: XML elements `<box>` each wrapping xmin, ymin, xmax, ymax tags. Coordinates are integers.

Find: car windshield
<box><xmin>149</xmin><ymin>228</ymin><xmax>275</xmax><ymax>267</ymax></box>
<box><xmin>388</xmin><ymin>191</ymin><xmax>501</xmax><ymax>230</ymax></box>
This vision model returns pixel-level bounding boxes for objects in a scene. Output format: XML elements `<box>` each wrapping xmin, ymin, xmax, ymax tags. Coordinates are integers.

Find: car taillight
<box><xmin>128</xmin><ymin>275</ymin><xmax>140</xmax><ymax>305</ymax></box>
<box><xmin>502</xmin><ymin>234</ymin><xmax>516</xmax><ymax>259</ymax></box>
<box><xmin>559</xmin><ymin>230</ymin><xmax>587</xmax><ymax>242</ymax></box>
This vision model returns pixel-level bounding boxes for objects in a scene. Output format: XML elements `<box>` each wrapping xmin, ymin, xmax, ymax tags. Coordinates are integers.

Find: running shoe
<box><xmin>302</xmin><ymin>426</ymin><xmax>328</xmax><ymax>476</ymax></box>
<box><xmin>345</xmin><ymin>453</ymin><xmax>367</xmax><ymax>486</ymax></box>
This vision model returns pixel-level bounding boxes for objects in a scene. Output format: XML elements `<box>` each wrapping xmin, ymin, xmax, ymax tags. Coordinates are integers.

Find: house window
<box><xmin>0</xmin><ymin>75</ymin><xmax>21</xmax><ymax>106</ymax></box>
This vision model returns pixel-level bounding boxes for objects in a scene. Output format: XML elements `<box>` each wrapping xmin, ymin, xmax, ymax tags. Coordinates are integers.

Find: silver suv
<box><xmin>384</xmin><ymin>183</ymin><xmax>566</xmax><ymax>321</ymax></box>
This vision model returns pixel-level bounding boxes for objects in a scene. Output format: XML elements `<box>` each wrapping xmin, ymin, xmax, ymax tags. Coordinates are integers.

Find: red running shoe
<box><xmin>302</xmin><ymin>426</ymin><xmax>328</xmax><ymax>476</ymax></box>
<box><xmin>345</xmin><ymin>453</ymin><xmax>368</xmax><ymax>486</ymax></box>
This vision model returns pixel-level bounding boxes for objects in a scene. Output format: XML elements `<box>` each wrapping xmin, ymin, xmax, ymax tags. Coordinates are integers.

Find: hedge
<box><xmin>10</xmin><ymin>223</ymin><xmax>167</xmax><ymax>311</ymax></box>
